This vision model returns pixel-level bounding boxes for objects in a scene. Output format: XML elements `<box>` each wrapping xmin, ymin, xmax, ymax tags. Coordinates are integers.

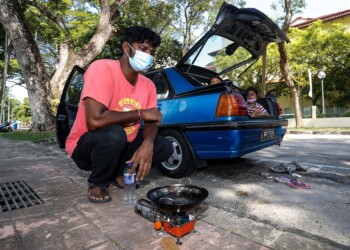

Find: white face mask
<box><xmin>247</xmin><ymin>98</ymin><xmax>256</xmax><ymax>104</ymax></box>
<box><xmin>127</xmin><ymin>43</ymin><xmax>154</xmax><ymax>72</ymax></box>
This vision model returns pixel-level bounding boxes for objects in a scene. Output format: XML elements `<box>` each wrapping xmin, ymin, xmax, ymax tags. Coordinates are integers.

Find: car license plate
<box><xmin>261</xmin><ymin>129</ymin><xmax>277</xmax><ymax>141</ymax></box>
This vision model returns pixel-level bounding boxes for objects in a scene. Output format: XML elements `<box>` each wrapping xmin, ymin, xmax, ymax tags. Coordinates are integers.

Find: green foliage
<box><xmin>1</xmin><ymin>87</ymin><xmax>20</xmax><ymax>121</ymax></box>
<box><xmin>97</xmin><ymin>0</ymin><xmax>181</xmax><ymax>67</ymax></box>
<box><xmin>0</xmin><ymin>25</ymin><xmax>21</xmax><ymax>77</ymax></box>
<box><xmin>287</xmin><ymin>21</ymin><xmax>350</xmax><ymax>107</ymax></box>
<box><xmin>155</xmin><ymin>34</ymin><xmax>183</xmax><ymax>67</ymax></box>
<box><xmin>12</xmin><ymin>97</ymin><xmax>32</xmax><ymax>126</ymax></box>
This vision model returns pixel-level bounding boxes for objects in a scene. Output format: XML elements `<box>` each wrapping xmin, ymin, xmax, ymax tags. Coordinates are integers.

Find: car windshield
<box><xmin>184</xmin><ymin>35</ymin><xmax>254</xmax><ymax>79</ymax></box>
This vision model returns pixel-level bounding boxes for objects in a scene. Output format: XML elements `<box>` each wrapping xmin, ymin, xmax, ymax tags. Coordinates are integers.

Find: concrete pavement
<box><xmin>0</xmin><ymin>137</ymin><xmax>345</xmax><ymax>249</ymax></box>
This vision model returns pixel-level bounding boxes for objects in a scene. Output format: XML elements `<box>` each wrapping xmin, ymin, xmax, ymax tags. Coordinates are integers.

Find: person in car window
<box><xmin>209</xmin><ymin>76</ymin><xmax>223</xmax><ymax>85</ymax></box>
<box><xmin>65</xmin><ymin>26</ymin><xmax>173</xmax><ymax>203</ymax></box>
<box><xmin>246</xmin><ymin>86</ymin><xmax>270</xmax><ymax>118</ymax></box>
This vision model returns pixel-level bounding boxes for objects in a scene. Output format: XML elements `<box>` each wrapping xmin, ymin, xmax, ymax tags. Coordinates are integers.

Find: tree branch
<box><xmin>23</xmin><ymin>0</ymin><xmax>72</xmax><ymax>41</ymax></box>
<box><xmin>77</xmin><ymin>0</ymin><xmax>124</xmax><ymax>60</ymax></box>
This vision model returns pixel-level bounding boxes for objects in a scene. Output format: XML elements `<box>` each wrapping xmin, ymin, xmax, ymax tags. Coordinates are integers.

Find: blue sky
<box><xmin>245</xmin><ymin>0</ymin><xmax>350</xmax><ymax>18</ymax></box>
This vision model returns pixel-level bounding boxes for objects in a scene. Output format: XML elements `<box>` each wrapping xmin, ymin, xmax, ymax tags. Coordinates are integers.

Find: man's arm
<box><xmin>84</xmin><ymin>97</ymin><xmax>161</xmax><ymax>131</ymax></box>
<box><xmin>84</xmin><ymin>97</ymin><xmax>140</xmax><ymax>131</ymax></box>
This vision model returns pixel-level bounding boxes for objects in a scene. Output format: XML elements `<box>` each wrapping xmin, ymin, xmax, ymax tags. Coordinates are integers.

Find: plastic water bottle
<box><xmin>123</xmin><ymin>162</ymin><xmax>137</xmax><ymax>205</ymax></box>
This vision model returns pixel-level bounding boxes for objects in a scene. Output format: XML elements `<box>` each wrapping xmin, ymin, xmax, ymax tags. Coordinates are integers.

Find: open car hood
<box><xmin>176</xmin><ymin>2</ymin><xmax>289</xmax><ymax>74</ymax></box>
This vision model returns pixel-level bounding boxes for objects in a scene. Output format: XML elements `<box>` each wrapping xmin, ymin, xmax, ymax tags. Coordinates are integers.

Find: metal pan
<box><xmin>147</xmin><ymin>184</ymin><xmax>209</xmax><ymax>213</ymax></box>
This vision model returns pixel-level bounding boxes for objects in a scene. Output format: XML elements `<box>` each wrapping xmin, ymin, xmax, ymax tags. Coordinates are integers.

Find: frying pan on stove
<box><xmin>147</xmin><ymin>184</ymin><xmax>209</xmax><ymax>213</ymax></box>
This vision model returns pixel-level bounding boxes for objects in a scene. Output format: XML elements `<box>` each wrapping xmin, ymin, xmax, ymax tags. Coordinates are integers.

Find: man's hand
<box><xmin>128</xmin><ymin>140</ymin><xmax>154</xmax><ymax>180</ymax></box>
<box><xmin>140</xmin><ymin>108</ymin><xmax>162</xmax><ymax>124</ymax></box>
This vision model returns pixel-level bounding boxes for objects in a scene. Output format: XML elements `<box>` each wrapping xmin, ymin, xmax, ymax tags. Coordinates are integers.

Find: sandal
<box><xmin>274</xmin><ymin>176</ymin><xmax>292</xmax><ymax>183</ymax></box>
<box><xmin>88</xmin><ymin>184</ymin><xmax>112</xmax><ymax>203</ymax></box>
<box><xmin>287</xmin><ymin>179</ymin><xmax>311</xmax><ymax>189</ymax></box>
<box><xmin>270</xmin><ymin>163</ymin><xmax>296</xmax><ymax>173</ymax></box>
<box><xmin>261</xmin><ymin>172</ymin><xmax>273</xmax><ymax>179</ymax></box>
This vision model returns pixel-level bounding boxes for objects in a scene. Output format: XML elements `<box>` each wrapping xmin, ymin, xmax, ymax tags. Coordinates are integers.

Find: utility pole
<box><xmin>0</xmin><ymin>32</ymin><xmax>9</xmax><ymax>123</ymax></box>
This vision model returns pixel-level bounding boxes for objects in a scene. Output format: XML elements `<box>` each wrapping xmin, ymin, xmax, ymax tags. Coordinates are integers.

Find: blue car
<box><xmin>56</xmin><ymin>2</ymin><xmax>289</xmax><ymax>178</ymax></box>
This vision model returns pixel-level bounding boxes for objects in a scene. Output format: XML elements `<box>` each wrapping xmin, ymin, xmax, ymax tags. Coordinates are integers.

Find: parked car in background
<box><xmin>0</xmin><ymin>122</ymin><xmax>13</xmax><ymax>133</ymax></box>
<box><xmin>56</xmin><ymin>2</ymin><xmax>289</xmax><ymax>178</ymax></box>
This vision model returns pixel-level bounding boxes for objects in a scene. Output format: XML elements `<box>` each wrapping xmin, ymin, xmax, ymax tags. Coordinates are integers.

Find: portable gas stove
<box><xmin>134</xmin><ymin>199</ymin><xmax>198</xmax><ymax>245</ymax></box>
<box><xmin>134</xmin><ymin>182</ymin><xmax>209</xmax><ymax>245</ymax></box>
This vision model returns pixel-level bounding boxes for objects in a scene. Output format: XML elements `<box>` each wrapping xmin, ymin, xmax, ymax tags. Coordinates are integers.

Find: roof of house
<box><xmin>291</xmin><ymin>9</ymin><xmax>350</xmax><ymax>28</ymax></box>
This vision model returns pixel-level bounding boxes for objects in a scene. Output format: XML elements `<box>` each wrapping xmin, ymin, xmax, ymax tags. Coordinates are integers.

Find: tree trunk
<box><xmin>50</xmin><ymin>0</ymin><xmax>121</xmax><ymax>98</ymax></box>
<box><xmin>278</xmin><ymin>0</ymin><xmax>304</xmax><ymax>128</ymax></box>
<box><xmin>278</xmin><ymin>42</ymin><xmax>303</xmax><ymax>128</ymax></box>
<box><xmin>0</xmin><ymin>0</ymin><xmax>54</xmax><ymax>131</ymax></box>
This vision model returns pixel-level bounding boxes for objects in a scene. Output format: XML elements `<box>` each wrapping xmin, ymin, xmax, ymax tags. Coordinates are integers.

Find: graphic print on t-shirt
<box><xmin>118</xmin><ymin>98</ymin><xmax>141</xmax><ymax>135</ymax></box>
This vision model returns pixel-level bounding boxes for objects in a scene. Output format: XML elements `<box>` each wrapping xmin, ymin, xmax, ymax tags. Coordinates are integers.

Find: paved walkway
<box><xmin>0</xmin><ymin>137</ymin><xmax>344</xmax><ymax>249</ymax></box>
<box><xmin>0</xmin><ymin>138</ymin><xmax>268</xmax><ymax>250</ymax></box>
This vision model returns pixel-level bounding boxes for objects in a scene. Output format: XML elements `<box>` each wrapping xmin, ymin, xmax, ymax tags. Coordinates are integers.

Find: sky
<box><xmin>244</xmin><ymin>0</ymin><xmax>350</xmax><ymax>18</ymax></box>
<box><xmin>7</xmin><ymin>0</ymin><xmax>350</xmax><ymax>102</ymax></box>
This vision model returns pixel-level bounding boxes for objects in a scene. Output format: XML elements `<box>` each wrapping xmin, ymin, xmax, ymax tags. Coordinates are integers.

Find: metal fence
<box><xmin>283</xmin><ymin>106</ymin><xmax>350</xmax><ymax>118</ymax></box>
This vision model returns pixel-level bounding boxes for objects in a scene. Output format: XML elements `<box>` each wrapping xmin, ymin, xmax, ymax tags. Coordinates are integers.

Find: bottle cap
<box><xmin>126</xmin><ymin>162</ymin><xmax>133</xmax><ymax>167</ymax></box>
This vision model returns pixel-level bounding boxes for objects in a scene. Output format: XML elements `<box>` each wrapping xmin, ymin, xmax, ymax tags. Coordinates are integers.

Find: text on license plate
<box><xmin>261</xmin><ymin>129</ymin><xmax>277</xmax><ymax>141</ymax></box>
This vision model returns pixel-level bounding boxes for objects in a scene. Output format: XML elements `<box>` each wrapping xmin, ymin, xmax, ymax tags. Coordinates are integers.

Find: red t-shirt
<box><xmin>65</xmin><ymin>59</ymin><xmax>157</xmax><ymax>156</ymax></box>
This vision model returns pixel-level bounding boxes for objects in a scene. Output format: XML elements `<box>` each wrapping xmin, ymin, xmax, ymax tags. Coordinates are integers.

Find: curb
<box><xmin>287</xmin><ymin>130</ymin><xmax>350</xmax><ymax>135</ymax></box>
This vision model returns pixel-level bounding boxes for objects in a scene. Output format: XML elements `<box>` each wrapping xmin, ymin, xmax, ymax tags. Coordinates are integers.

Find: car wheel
<box><xmin>159</xmin><ymin>129</ymin><xmax>196</xmax><ymax>178</ymax></box>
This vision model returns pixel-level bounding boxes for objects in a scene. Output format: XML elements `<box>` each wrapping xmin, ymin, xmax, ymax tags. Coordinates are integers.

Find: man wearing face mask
<box><xmin>65</xmin><ymin>26</ymin><xmax>173</xmax><ymax>203</ymax></box>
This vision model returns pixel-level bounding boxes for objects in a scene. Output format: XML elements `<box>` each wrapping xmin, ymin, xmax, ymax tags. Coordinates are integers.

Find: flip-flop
<box><xmin>274</xmin><ymin>176</ymin><xmax>292</xmax><ymax>183</ymax></box>
<box><xmin>270</xmin><ymin>163</ymin><xmax>296</xmax><ymax>173</ymax></box>
<box><xmin>261</xmin><ymin>172</ymin><xmax>273</xmax><ymax>179</ymax></box>
<box><xmin>287</xmin><ymin>179</ymin><xmax>311</xmax><ymax>189</ymax></box>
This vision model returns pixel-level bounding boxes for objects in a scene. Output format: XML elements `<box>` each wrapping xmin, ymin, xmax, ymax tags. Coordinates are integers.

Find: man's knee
<box><xmin>98</xmin><ymin>125</ymin><xmax>127</xmax><ymax>145</ymax></box>
<box><xmin>155</xmin><ymin>136</ymin><xmax>174</xmax><ymax>161</ymax></box>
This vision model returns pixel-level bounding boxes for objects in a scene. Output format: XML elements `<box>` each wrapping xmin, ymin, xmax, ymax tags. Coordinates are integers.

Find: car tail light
<box><xmin>276</xmin><ymin>102</ymin><xmax>283</xmax><ymax>116</ymax></box>
<box><xmin>216</xmin><ymin>93</ymin><xmax>247</xmax><ymax>117</ymax></box>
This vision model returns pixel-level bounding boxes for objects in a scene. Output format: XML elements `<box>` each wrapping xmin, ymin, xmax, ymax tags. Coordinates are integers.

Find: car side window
<box><xmin>65</xmin><ymin>71</ymin><xmax>84</xmax><ymax>128</ymax></box>
<box><xmin>149</xmin><ymin>72</ymin><xmax>169</xmax><ymax>99</ymax></box>
<box><xmin>66</xmin><ymin>72</ymin><xmax>84</xmax><ymax>106</ymax></box>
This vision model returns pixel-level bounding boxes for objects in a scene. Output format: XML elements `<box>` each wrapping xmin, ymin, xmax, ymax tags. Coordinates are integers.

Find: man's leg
<box><xmin>71</xmin><ymin>125</ymin><xmax>127</xmax><ymax>202</ymax></box>
<box><xmin>116</xmin><ymin>133</ymin><xmax>173</xmax><ymax>178</ymax></box>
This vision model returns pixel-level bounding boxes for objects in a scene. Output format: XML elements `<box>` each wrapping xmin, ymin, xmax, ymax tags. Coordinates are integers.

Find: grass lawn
<box><xmin>0</xmin><ymin>130</ymin><xmax>56</xmax><ymax>141</ymax></box>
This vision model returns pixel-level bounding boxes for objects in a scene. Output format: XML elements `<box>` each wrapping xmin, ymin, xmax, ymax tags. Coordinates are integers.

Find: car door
<box><xmin>56</xmin><ymin>65</ymin><xmax>85</xmax><ymax>149</ymax></box>
<box><xmin>145</xmin><ymin>71</ymin><xmax>174</xmax><ymax>123</ymax></box>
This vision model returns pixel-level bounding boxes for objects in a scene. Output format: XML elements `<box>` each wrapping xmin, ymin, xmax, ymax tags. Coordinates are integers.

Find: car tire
<box><xmin>159</xmin><ymin>129</ymin><xmax>196</xmax><ymax>178</ymax></box>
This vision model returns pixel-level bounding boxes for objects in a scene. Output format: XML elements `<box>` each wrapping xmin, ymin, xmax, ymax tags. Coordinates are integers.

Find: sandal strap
<box><xmin>88</xmin><ymin>183</ymin><xmax>110</xmax><ymax>195</ymax></box>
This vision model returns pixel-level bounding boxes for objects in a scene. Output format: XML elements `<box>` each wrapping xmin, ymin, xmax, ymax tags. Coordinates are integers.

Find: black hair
<box><xmin>246</xmin><ymin>86</ymin><xmax>259</xmax><ymax>96</ymax></box>
<box><xmin>122</xmin><ymin>26</ymin><xmax>161</xmax><ymax>48</ymax></box>
<box><xmin>210</xmin><ymin>76</ymin><xmax>223</xmax><ymax>82</ymax></box>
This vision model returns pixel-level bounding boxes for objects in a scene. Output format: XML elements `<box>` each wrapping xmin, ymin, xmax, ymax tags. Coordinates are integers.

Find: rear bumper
<box><xmin>180</xmin><ymin>119</ymin><xmax>288</xmax><ymax>131</ymax></box>
<box><xmin>162</xmin><ymin>120</ymin><xmax>288</xmax><ymax>159</ymax></box>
